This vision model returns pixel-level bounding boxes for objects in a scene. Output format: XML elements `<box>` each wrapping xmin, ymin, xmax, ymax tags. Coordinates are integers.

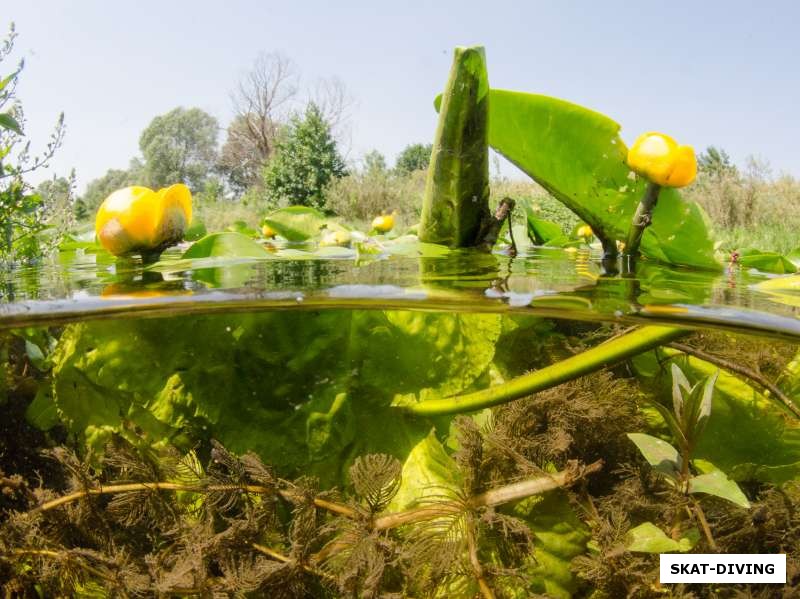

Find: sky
<box><xmin>7</xmin><ymin>1</ymin><xmax>800</xmax><ymax>193</ymax></box>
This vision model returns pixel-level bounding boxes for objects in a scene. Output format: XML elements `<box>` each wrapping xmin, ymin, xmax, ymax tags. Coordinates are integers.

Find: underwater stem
<box><xmin>30</xmin><ymin>481</ymin><xmax>358</xmax><ymax>519</ymax></box>
<box><xmin>403</xmin><ymin>326</ymin><xmax>688</xmax><ymax>416</ymax></box>
<box><xmin>372</xmin><ymin>460</ymin><xmax>602</xmax><ymax>530</ymax></box>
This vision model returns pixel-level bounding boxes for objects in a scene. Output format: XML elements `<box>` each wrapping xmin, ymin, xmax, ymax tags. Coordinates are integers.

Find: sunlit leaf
<box><xmin>627</xmin><ymin>432</ymin><xmax>681</xmax><ymax>477</ymax></box>
<box><xmin>182</xmin><ymin>232</ymin><xmax>271</xmax><ymax>259</ymax></box>
<box><xmin>261</xmin><ymin>206</ymin><xmax>328</xmax><ymax>241</ymax></box>
<box><xmin>688</xmin><ymin>470</ymin><xmax>750</xmax><ymax>508</ymax></box>
<box><xmin>738</xmin><ymin>248</ymin><xmax>797</xmax><ymax>274</ymax></box>
<box><xmin>483</xmin><ymin>89</ymin><xmax>720</xmax><ymax>269</ymax></box>
<box><xmin>0</xmin><ymin>111</ymin><xmax>22</xmax><ymax>135</ymax></box>
<box><xmin>626</xmin><ymin>522</ymin><xmax>698</xmax><ymax>553</ymax></box>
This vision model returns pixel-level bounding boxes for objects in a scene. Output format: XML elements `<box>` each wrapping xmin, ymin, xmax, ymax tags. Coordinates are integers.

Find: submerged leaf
<box><xmin>626</xmin><ymin>522</ymin><xmax>698</xmax><ymax>553</ymax></box>
<box><xmin>626</xmin><ymin>432</ymin><xmax>680</xmax><ymax>477</ymax></box>
<box><xmin>688</xmin><ymin>470</ymin><xmax>750</xmax><ymax>508</ymax></box>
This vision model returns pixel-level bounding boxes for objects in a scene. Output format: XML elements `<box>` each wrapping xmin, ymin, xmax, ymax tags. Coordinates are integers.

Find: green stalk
<box><xmin>419</xmin><ymin>46</ymin><xmax>490</xmax><ymax>247</ymax></box>
<box><xmin>403</xmin><ymin>325</ymin><xmax>688</xmax><ymax>416</ymax></box>
<box><xmin>624</xmin><ymin>181</ymin><xmax>662</xmax><ymax>258</ymax></box>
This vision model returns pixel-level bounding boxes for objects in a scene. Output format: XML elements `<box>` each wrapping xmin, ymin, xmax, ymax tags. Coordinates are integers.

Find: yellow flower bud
<box><xmin>627</xmin><ymin>132</ymin><xmax>697</xmax><ymax>188</ymax></box>
<box><xmin>261</xmin><ymin>223</ymin><xmax>277</xmax><ymax>238</ymax></box>
<box><xmin>576</xmin><ymin>225</ymin><xmax>593</xmax><ymax>238</ymax></box>
<box><xmin>95</xmin><ymin>184</ymin><xmax>192</xmax><ymax>256</ymax></box>
<box><xmin>371</xmin><ymin>213</ymin><xmax>395</xmax><ymax>233</ymax></box>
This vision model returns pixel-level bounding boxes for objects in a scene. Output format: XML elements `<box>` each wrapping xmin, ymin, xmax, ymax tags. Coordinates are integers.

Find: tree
<box><xmin>223</xmin><ymin>53</ymin><xmax>352</xmax><ymax>195</ymax></box>
<box><xmin>698</xmin><ymin>146</ymin><xmax>737</xmax><ymax>178</ymax></box>
<box><xmin>218</xmin><ymin>114</ymin><xmax>271</xmax><ymax>194</ymax></box>
<box><xmin>263</xmin><ymin>103</ymin><xmax>347</xmax><ymax>210</ymax></box>
<box><xmin>363</xmin><ymin>150</ymin><xmax>387</xmax><ymax>177</ymax></box>
<box><xmin>395</xmin><ymin>143</ymin><xmax>433</xmax><ymax>174</ymax></box>
<box><xmin>139</xmin><ymin>107</ymin><xmax>219</xmax><ymax>192</ymax></box>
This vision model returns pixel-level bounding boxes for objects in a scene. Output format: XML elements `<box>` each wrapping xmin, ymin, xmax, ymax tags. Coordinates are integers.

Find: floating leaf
<box><xmin>262</xmin><ymin>206</ymin><xmax>328</xmax><ymax>241</ymax></box>
<box><xmin>182</xmin><ymin>232</ymin><xmax>271</xmax><ymax>259</ymax></box>
<box><xmin>738</xmin><ymin>248</ymin><xmax>797</xmax><ymax>274</ymax></box>
<box><xmin>688</xmin><ymin>470</ymin><xmax>750</xmax><ymax>508</ymax></box>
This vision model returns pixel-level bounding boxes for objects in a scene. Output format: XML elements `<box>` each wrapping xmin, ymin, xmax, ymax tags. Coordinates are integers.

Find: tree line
<box><xmin>67</xmin><ymin>53</ymin><xmax>433</xmax><ymax>220</ymax></box>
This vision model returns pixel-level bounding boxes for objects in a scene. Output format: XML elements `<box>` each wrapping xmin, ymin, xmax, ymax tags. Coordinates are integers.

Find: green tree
<box><xmin>263</xmin><ymin>103</ymin><xmax>346</xmax><ymax>210</ymax></box>
<box><xmin>0</xmin><ymin>23</ymin><xmax>67</xmax><ymax>261</ymax></box>
<box><xmin>698</xmin><ymin>146</ymin><xmax>737</xmax><ymax>178</ymax></box>
<box><xmin>363</xmin><ymin>150</ymin><xmax>387</xmax><ymax>177</ymax></box>
<box><xmin>139</xmin><ymin>107</ymin><xmax>219</xmax><ymax>192</ymax></box>
<box><xmin>395</xmin><ymin>143</ymin><xmax>432</xmax><ymax>174</ymax></box>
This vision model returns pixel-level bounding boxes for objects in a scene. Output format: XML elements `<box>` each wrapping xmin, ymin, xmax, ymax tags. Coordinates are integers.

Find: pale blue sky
<box><xmin>8</xmin><ymin>1</ymin><xmax>800</xmax><ymax>192</ymax></box>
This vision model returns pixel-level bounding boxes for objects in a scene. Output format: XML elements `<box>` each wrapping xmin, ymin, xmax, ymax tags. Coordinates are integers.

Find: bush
<box><xmin>326</xmin><ymin>169</ymin><xmax>426</xmax><ymax>229</ymax></box>
<box><xmin>684</xmin><ymin>157</ymin><xmax>800</xmax><ymax>253</ymax></box>
<box><xmin>0</xmin><ymin>23</ymin><xmax>70</xmax><ymax>261</ymax></box>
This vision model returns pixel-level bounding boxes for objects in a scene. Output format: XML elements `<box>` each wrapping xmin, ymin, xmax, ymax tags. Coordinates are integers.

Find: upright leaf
<box><xmin>484</xmin><ymin>90</ymin><xmax>720</xmax><ymax>269</ymax></box>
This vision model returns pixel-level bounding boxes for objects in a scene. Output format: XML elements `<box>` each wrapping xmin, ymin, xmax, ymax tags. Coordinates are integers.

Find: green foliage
<box><xmin>629</xmin><ymin>363</ymin><xmax>750</xmax><ymax>509</ymax></box>
<box><xmin>634</xmin><ymin>349</ymin><xmax>800</xmax><ymax>485</ymax></box>
<box><xmin>0</xmin><ymin>23</ymin><xmax>67</xmax><ymax>262</ymax></box>
<box><xmin>395</xmin><ymin>143</ymin><xmax>432</xmax><ymax>174</ymax></box>
<box><xmin>484</xmin><ymin>90</ymin><xmax>720</xmax><ymax>269</ymax></box>
<box><xmin>139</xmin><ymin>107</ymin><xmax>219</xmax><ymax>192</ymax></box>
<box><xmin>263</xmin><ymin>102</ymin><xmax>346</xmax><ymax>211</ymax></box>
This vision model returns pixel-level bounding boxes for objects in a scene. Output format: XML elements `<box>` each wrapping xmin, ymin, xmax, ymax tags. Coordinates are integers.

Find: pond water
<box><xmin>1</xmin><ymin>244</ymin><xmax>799</xmax><ymax>596</ymax></box>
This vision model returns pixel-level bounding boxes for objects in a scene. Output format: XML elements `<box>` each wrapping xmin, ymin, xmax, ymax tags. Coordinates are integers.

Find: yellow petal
<box><xmin>95</xmin><ymin>186</ymin><xmax>161</xmax><ymax>255</ymax></box>
<box><xmin>155</xmin><ymin>184</ymin><xmax>192</xmax><ymax>246</ymax></box>
<box><xmin>627</xmin><ymin>132</ymin><xmax>697</xmax><ymax>188</ymax></box>
<box><xmin>664</xmin><ymin>145</ymin><xmax>697</xmax><ymax>187</ymax></box>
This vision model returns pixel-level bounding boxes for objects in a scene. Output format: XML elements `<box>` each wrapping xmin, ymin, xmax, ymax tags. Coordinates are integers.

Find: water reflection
<box><xmin>0</xmin><ymin>244</ymin><xmax>798</xmax><ymax>338</ymax></box>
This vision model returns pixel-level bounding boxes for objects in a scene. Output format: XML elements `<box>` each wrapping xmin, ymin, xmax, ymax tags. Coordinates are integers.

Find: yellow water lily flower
<box><xmin>261</xmin><ymin>223</ymin><xmax>277</xmax><ymax>238</ymax></box>
<box><xmin>319</xmin><ymin>229</ymin><xmax>352</xmax><ymax>247</ymax></box>
<box><xmin>371</xmin><ymin>213</ymin><xmax>395</xmax><ymax>233</ymax></box>
<box><xmin>95</xmin><ymin>184</ymin><xmax>192</xmax><ymax>255</ymax></box>
<box><xmin>576</xmin><ymin>225</ymin><xmax>594</xmax><ymax>239</ymax></box>
<box><xmin>627</xmin><ymin>132</ymin><xmax>697</xmax><ymax>188</ymax></box>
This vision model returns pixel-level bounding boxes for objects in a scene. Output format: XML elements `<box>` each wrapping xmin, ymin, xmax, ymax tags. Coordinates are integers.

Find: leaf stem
<box><xmin>403</xmin><ymin>326</ymin><xmax>688</xmax><ymax>416</ymax></box>
<box><xmin>624</xmin><ymin>181</ymin><xmax>661</xmax><ymax>260</ymax></box>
